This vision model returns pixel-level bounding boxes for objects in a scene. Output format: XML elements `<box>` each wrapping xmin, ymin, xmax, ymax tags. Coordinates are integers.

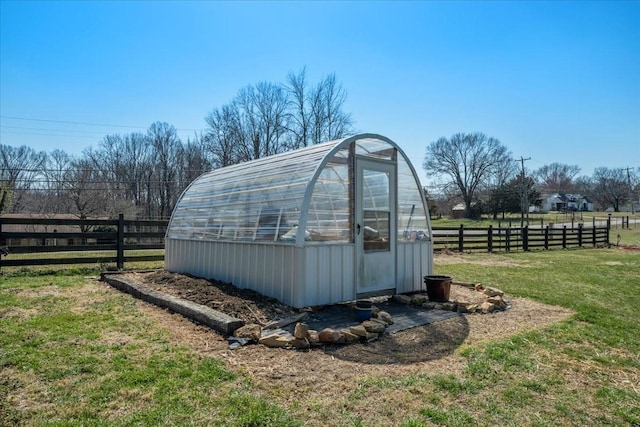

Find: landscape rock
<box><xmin>349</xmin><ymin>325</ymin><xmax>379</xmax><ymax>339</ymax></box>
<box><xmin>487</xmin><ymin>295</ymin><xmax>507</xmax><ymax>309</ymax></box>
<box><xmin>294</xmin><ymin>322</ymin><xmax>309</xmax><ymax>339</ymax></box>
<box><xmin>411</xmin><ymin>294</ymin><xmax>428</xmax><ymax>305</ymax></box>
<box><xmin>474</xmin><ymin>283</ymin><xmax>485</xmax><ymax>292</ymax></box>
<box><xmin>440</xmin><ymin>302</ymin><xmax>457</xmax><ymax>311</ymax></box>
<box><xmin>480</xmin><ymin>302</ymin><xmax>496</xmax><ymax>314</ymax></box>
<box><xmin>318</xmin><ymin>328</ymin><xmax>342</xmax><ymax>344</ymax></box>
<box><xmin>392</xmin><ymin>294</ymin><xmax>413</xmax><ymax>305</ymax></box>
<box><xmin>483</xmin><ymin>287</ymin><xmax>504</xmax><ymax>297</ymax></box>
<box><xmin>362</xmin><ymin>320</ymin><xmax>386</xmax><ymax>334</ymax></box>
<box><xmin>422</xmin><ymin>301</ymin><xmax>438</xmax><ymax>309</ymax></box>
<box><xmin>457</xmin><ymin>303</ymin><xmax>478</xmax><ymax>313</ymax></box>
<box><xmin>340</xmin><ymin>330</ymin><xmax>361</xmax><ymax>343</ymax></box>
<box><xmin>289</xmin><ymin>337</ymin><xmax>310</xmax><ymax>349</ymax></box>
<box><xmin>233</xmin><ymin>323</ymin><xmax>262</xmax><ymax>341</ymax></box>
<box><xmin>307</xmin><ymin>330</ymin><xmax>320</xmax><ymax>345</ymax></box>
<box><xmin>259</xmin><ymin>334</ymin><xmax>291</xmax><ymax>348</ymax></box>
<box><xmin>375</xmin><ymin>310</ymin><xmax>394</xmax><ymax>325</ymax></box>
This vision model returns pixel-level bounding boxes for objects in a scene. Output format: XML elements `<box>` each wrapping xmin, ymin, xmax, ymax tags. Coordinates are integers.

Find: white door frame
<box><xmin>355</xmin><ymin>157</ymin><xmax>397</xmax><ymax>296</ymax></box>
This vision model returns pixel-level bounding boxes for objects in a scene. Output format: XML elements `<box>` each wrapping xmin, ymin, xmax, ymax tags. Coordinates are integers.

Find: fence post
<box><xmin>626</xmin><ymin>216</ymin><xmax>630</xmax><ymax>229</ymax></box>
<box><xmin>458</xmin><ymin>224</ymin><xmax>464</xmax><ymax>253</ymax></box>
<box><xmin>544</xmin><ymin>225</ymin><xmax>549</xmax><ymax>250</ymax></box>
<box><xmin>562</xmin><ymin>225</ymin><xmax>567</xmax><ymax>249</ymax></box>
<box><xmin>487</xmin><ymin>225</ymin><xmax>493</xmax><ymax>253</ymax></box>
<box><xmin>522</xmin><ymin>225</ymin><xmax>529</xmax><ymax>251</ymax></box>
<box><xmin>592</xmin><ymin>224</ymin><xmax>596</xmax><ymax>247</ymax></box>
<box><xmin>607</xmin><ymin>214</ymin><xmax>611</xmax><ymax>231</ymax></box>
<box><xmin>505</xmin><ymin>227</ymin><xmax>511</xmax><ymax>252</ymax></box>
<box><xmin>117</xmin><ymin>214</ymin><xmax>124</xmax><ymax>270</ymax></box>
<box><xmin>578</xmin><ymin>223</ymin><xmax>583</xmax><ymax>247</ymax></box>
<box><xmin>606</xmin><ymin>223</ymin><xmax>610</xmax><ymax>246</ymax></box>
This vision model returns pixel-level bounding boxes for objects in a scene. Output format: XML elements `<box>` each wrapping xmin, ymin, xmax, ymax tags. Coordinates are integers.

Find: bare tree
<box><xmin>592</xmin><ymin>167</ymin><xmax>633</xmax><ymax>212</ymax></box>
<box><xmin>147</xmin><ymin>121</ymin><xmax>182</xmax><ymax>219</ymax></box>
<box><xmin>423</xmin><ymin>132</ymin><xmax>512</xmax><ymax>218</ymax></box>
<box><xmin>309</xmin><ymin>73</ymin><xmax>353</xmax><ymax>144</ymax></box>
<box><xmin>40</xmin><ymin>149</ymin><xmax>74</xmax><ymax>215</ymax></box>
<box><xmin>534</xmin><ymin>163</ymin><xmax>581</xmax><ymax>194</ymax></box>
<box><xmin>204</xmin><ymin>104</ymin><xmax>244</xmax><ymax>167</ymax></box>
<box><xmin>0</xmin><ymin>144</ymin><xmax>46</xmax><ymax>212</ymax></box>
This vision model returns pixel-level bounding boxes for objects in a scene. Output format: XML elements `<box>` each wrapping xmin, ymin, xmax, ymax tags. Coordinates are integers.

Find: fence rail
<box><xmin>0</xmin><ymin>215</ymin><xmax>616</xmax><ymax>269</ymax></box>
<box><xmin>0</xmin><ymin>214</ymin><xmax>166</xmax><ymax>270</ymax></box>
<box><xmin>432</xmin><ymin>223</ymin><xmax>610</xmax><ymax>253</ymax></box>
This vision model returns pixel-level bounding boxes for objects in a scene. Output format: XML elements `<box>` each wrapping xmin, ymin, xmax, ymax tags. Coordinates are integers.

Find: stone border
<box><xmin>100</xmin><ymin>273</ymin><xmax>244</xmax><ymax>335</ymax></box>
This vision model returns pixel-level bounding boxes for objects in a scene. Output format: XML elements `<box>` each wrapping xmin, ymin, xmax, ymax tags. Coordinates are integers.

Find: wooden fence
<box><xmin>0</xmin><ymin>214</ymin><xmax>166</xmax><ymax>270</ymax></box>
<box><xmin>432</xmin><ymin>224</ymin><xmax>610</xmax><ymax>253</ymax></box>
<box><xmin>0</xmin><ymin>215</ymin><xmax>614</xmax><ymax>270</ymax></box>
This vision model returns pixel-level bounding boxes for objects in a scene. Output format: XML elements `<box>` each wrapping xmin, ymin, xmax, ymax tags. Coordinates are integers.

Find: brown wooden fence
<box><xmin>432</xmin><ymin>224</ymin><xmax>610</xmax><ymax>253</ymax></box>
<box><xmin>0</xmin><ymin>214</ymin><xmax>166</xmax><ymax>270</ymax></box>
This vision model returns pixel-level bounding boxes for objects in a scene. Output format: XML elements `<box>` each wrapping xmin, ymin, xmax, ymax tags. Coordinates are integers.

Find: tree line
<box><xmin>2</xmin><ymin>73</ymin><xmax>636</xmax><ymax>221</ymax></box>
<box><xmin>423</xmin><ymin>132</ymin><xmax>639</xmax><ymax>218</ymax></box>
<box><xmin>0</xmin><ymin>68</ymin><xmax>354</xmax><ymax>220</ymax></box>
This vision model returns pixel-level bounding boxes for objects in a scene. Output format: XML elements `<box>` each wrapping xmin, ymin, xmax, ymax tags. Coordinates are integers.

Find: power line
<box><xmin>0</xmin><ymin>115</ymin><xmax>205</xmax><ymax>132</ymax></box>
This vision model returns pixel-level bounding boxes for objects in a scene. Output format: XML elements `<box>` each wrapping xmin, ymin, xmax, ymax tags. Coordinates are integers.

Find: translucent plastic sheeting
<box><xmin>167</xmin><ymin>135</ymin><xmax>430</xmax><ymax>245</ymax></box>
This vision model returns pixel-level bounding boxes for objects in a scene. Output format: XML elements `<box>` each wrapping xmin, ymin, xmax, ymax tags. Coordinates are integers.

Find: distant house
<box><xmin>536</xmin><ymin>193</ymin><xmax>593</xmax><ymax>212</ymax></box>
<box><xmin>0</xmin><ymin>213</ymin><xmax>89</xmax><ymax>247</ymax></box>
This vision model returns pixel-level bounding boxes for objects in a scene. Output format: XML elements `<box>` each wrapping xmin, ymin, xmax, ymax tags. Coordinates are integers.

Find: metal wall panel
<box><xmin>166</xmin><ymin>239</ymin><xmax>303</xmax><ymax>307</ymax></box>
<box><xmin>397</xmin><ymin>241</ymin><xmax>433</xmax><ymax>294</ymax></box>
<box><xmin>166</xmin><ymin>239</ymin><xmax>431</xmax><ymax>308</ymax></box>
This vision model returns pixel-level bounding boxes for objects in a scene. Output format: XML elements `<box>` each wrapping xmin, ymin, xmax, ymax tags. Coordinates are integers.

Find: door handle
<box><xmin>356</xmin><ymin>223</ymin><xmax>361</xmax><ymax>235</ymax></box>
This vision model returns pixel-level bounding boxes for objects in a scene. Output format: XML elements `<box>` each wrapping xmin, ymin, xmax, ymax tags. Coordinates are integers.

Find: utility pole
<box><xmin>624</xmin><ymin>166</ymin><xmax>635</xmax><ymax>214</ymax></box>
<box><xmin>517</xmin><ymin>156</ymin><xmax>531</xmax><ymax>227</ymax></box>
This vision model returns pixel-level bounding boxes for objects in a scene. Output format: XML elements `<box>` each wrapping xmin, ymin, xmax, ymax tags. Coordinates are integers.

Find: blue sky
<box><xmin>1</xmin><ymin>1</ymin><xmax>639</xmax><ymax>184</ymax></box>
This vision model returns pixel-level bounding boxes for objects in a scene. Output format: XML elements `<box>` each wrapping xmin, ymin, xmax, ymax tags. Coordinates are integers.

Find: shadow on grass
<box><xmin>324</xmin><ymin>315</ymin><xmax>469</xmax><ymax>365</ymax></box>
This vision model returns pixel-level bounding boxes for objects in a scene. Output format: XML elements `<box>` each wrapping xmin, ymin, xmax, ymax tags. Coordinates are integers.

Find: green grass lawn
<box><xmin>1</xmin><ymin>243</ymin><xmax>639</xmax><ymax>426</ymax></box>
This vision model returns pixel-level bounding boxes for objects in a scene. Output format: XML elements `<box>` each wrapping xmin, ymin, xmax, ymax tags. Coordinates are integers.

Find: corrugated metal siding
<box><xmin>166</xmin><ymin>239</ymin><xmax>303</xmax><ymax>307</ymax></box>
<box><xmin>397</xmin><ymin>241</ymin><xmax>433</xmax><ymax>294</ymax></box>
<box><xmin>303</xmin><ymin>244</ymin><xmax>355</xmax><ymax>306</ymax></box>
<box><xmin>166</xmin><ymin>239</ymin><xmax>432</xmax><ymax>307</ymax></box>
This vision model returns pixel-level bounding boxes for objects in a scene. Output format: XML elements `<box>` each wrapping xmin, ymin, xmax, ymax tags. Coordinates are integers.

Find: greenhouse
<box><xmin>165</xmin><ymin>133</ymin><xmax>433</xmax><ymax>308</ymax></box>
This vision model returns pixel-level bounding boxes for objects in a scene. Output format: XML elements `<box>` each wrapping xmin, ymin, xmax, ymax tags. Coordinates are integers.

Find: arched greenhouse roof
<box><xmin>166</xmin><ymin>133</ymin><xmax>430</xmax><ymax>246</ymax></box>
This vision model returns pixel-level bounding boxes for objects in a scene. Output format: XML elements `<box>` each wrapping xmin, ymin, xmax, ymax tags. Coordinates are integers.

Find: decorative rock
<box><xmin>483</xmin><ymin>287</ymin><xmax>504</xmax><ymax>297</ymax></box>
<box><xmin>294</xmin><ymin>322</ymin><xmax>309</xmax><ymax>339</ymax></box>
<box><xmin>362</xmin><ymin>320</ymin><xmax>386</xmax><ymax>334</ymax></box>
<box><xmin>480</xmin><ymin>302</ymin><xmax>496</xmax><ymax>314</ymax></box>
<box><xmin>474</xmin><ymin>283</ymin><xmax>485</xmax><ymax>292</ymax></box>
<box><xmin>349</xmin><ymin>325</ymin><xmax>378</xmax><ymax>339</ymax></box>
<box><xmin>289</xmin><ymin>337</ymin><xmax>310</xmax><ymax>349</ymax></box>
<box><xmin>318</xmin><ymin>328</ymin><xmax>342</xmax><ymax>343</ymax></box>
<box><xmin>371</xmin><ymin>305</ymin><xmax>381</xmax><ymax>315</ymax></box>
<box><xmin>307</xmin><ymin>330</ymin><xmax>320</xmax><ymax>345</ymax></box>
<box><xmin>411</xmin><ymin>294</ymin><xmax>428</xmax><ymax>305</ymax></box>
<box><xmin>457</xmin><ymin>303</ymin><xmax>478</xmax><ymax>313</ymax></box>
<box><xmin>259</xmin><ymin>334</ymin><xmax>291</xmax><ymax>348</ymax></box>
<box><xmin>487</xmin><ymin>295</ymin><xmax>507</xmax><ymax>309</ymax></box>
<box><xmin>392</xmin><ymin>294</ymin><xmax>413</xmax><ymax>305</ymax></box>
<box><xmin>340</xmin><ymin>330</ymin><xmax>361</xmax><ymax>343</ymax></box>
<box><xmin>234</xmin><ymin>323</ymin><xmax>261</xmax><ymax>341</ymax></box>
<box><xmin>422</xmin><ymin>301</ymin><xmax>438</xmax><ymax>309</ymax></box>
<box><xmin>376</xmin><ymin>310</ymin><xmax>394</xmax><ymax>325</ymax></box>
<box><xmin>441</xmin><ymin>302</ymin><xmax>457</xmax><ymax>311</ymax></box>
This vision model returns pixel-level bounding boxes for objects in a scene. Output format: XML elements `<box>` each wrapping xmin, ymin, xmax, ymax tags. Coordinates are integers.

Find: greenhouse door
<box><xmin>355</xmin><ymin>158</ymin><xmax>397</xmax><ymax>296</ymax></box>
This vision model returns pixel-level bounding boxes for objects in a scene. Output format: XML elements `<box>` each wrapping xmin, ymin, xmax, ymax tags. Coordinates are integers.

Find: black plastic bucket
<box><xmin>355</xmin><ymin>300</ymin><xmax>372</xmax><ymax>320</ymax></box>
<box><xmin>424</xmin><ymin>275</ymin><xmax>452</xmax><ymax>302</ymax></box>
